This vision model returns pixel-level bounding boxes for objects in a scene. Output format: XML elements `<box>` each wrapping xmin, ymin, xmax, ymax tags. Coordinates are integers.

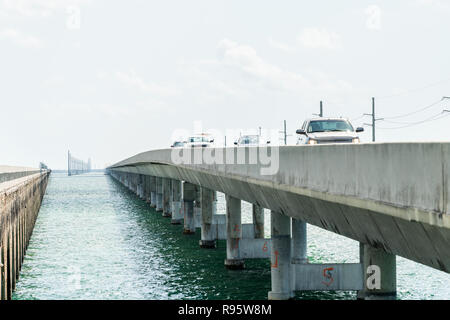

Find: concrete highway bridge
<box><xmin>107</xmin><ymin>142</ymin><xmax>450</xmax><ymax>300</ymax></box>
<box><xmin>0</xmin><ymin>166</ymin><xmax>50</xmax><ymax>299</ymax></box>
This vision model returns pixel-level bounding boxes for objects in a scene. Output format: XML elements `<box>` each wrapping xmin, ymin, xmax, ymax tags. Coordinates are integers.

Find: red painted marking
<box><xmin>262</xmin><ymin>241</ymin><xmax>268</xmax><ymax>252</ymax></box>
<box><xmin>271</xmin><ymin>250</ymin><xmax>278</xmax><ymax>268</ymax></box>
<box><xmin>322</xmin><ymin>267</ymin><xmax>334</xmax><ymax>287</ymax></box>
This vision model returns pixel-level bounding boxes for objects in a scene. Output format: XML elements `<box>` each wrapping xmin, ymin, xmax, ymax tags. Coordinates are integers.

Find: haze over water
<box><xmin>12</xmin><ymin>173</ymin><xmax>450</xmax><ymax>300</ymax></box>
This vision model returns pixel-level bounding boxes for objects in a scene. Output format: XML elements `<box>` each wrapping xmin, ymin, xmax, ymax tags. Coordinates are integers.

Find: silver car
<box><xmin>296</xmin><ymin>118</ymin><xmax>364</xmax><ymax>145</ymax></box>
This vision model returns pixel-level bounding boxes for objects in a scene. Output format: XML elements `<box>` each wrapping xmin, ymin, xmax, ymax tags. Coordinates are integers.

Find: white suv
<box><xmin>234</xmin><ymin>135</ymin><xmax>270</xmax><ymax>146</ymax></box>
<box><xmin>296</xmin><ymin>118</ymin><xmax>364</xmax><ymax>145</ymax></box>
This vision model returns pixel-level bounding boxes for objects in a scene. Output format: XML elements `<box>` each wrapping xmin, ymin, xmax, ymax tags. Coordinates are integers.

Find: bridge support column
<box><xmin>225</xmin><ymin>195</ymin><xmax>244</xmax><ymax>269</ymax></box>
<box><xmin>150</xmin><ymin>176</ymin><xmax>156</xmax><ymax>208</ymax></box>
<box><xmin>199</xmin><ymin>187</ymin><xmax>216</xmax><ymax>248</ymax></box>
<box><xmin>183</xmin><ymin>182</ymin><xmax>196</xmax><ymax>234</ymax></box>
<box><xmin>358</xmin><ymin>244</ymin><xmax>396</xmax><ymax>300</ymax></box>
<box><xmin>156</xmin><ymin>177</ymin><xmax>163</xmax><ymax>212</ymax></box>
<box><xmin>252</xmin><ymin>204</ymin><xmax>265</xmax><ymax>239</ymax></box>
<box><xmin>291</xmin><ymin>219</ymin><xmax>307</xmax><ymax>264</ymax></box>
<box><xmin>162</xmin><ymin>178</ymin><xmax>172</xmax><ymax>217</ymax></box>
<box><xmin>131</xmin><ymin>174</ymin><xmax>136</xmax><ymax>192</ymax></box>
<box><xmin>145</xmin><ymin>175</ymin><xmax>151</xmax><ymax>203</ymax></box>
<box><xmin>131</xmin><ymin>174</ymin><xmax>135</xmax><ymax>192</ymax></box>
<box><xmin>137</xmin><ymin>175</ymin><xmax>144</xmax><ymax>200</ymax></box>
<box><xmin>171</xmin><ymin>179</ymin><xmax>183</xmax><ymax>224</ymax></box>
<box><xmin>268</xmin><ymin>211</ymin><xmax>293</xmax><ymax>300</ymax></box>
<box><xmin>194</xmin><ymin>185</ymin><xmax>201</xmax><ymax>229</ymax></box>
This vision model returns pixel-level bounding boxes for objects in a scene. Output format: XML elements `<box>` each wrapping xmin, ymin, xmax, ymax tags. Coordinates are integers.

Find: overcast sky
<box><xmin>1</xmin><ymin>0</ymin><xmax>450</xmax><ymax>169</ymax></box>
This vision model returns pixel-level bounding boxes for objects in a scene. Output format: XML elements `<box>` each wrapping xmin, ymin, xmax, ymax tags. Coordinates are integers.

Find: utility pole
<box><xmin>371</xmin><ymin>97</ymin><xmax>375</xmax><ymax>142</ymax></box>
<box><xmin>364</xmin><ymin>97</ymin><xmax>383</xmax><ymax>142</ymax></box>
<box><xmin>279</xmin><ymin>120</ymin><xmax>292</xmax><ymax>145</ymax></box>
<box><xmin>313</xmin><ymin>101</ymin><xmax>323</xmax><ymax>117</ymax></box>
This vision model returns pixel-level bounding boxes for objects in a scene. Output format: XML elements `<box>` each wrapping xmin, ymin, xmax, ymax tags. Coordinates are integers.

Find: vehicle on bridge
<box><xmin>234</xmin><ymin>134</ymin><xmax>271</xmax><ymax>146</ymax></box>
<box><xmin>171</xmin><ymin>141</ymin><xmax>186</xmax><ymax>148</ymax></box>
<box><xmin>295</xmin><ymin>118</ymin><xmax>364</xmax><ymax>145</ymax></box>
<box><xmin>186</xmin><ymin>133</ymin><xmax>215</xmax><ymax>148</ymax></box>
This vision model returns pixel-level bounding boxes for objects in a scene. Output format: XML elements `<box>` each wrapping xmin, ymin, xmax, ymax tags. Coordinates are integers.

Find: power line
<box><xmin>377</xmin><ymin>111</ymin><xmax>450</xmax><ymax>130</ymax></box>
<box><xmin>381</xmin><ymin>98</ymin><xmax>445</xmax><ymax>120</ymax></box>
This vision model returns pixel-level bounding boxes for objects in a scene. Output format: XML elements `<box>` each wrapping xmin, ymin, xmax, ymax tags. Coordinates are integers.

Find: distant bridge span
<box><xmin>108</xmin><ymin>142</ymin><xmax>450</xmax><ymax>299</ymax></box>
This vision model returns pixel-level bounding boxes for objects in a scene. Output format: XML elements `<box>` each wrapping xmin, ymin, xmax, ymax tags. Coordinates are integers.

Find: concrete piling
<box><xmin>252</xmin><ymin>204</ymin><xmax>265</xmax><ymax>239</ymax></box>
<box><xmin>291</xmin><ymin>219</ymin><xmax>307</xmax><ymax>264</ymax></box>
<box><xmin>156</xmin><ymin>177</ymin><xmax>163</xmax><ymax>212</ymax></box>
<box><xmin>358</xmin><ymin>243</ymin><xmax>397</xmax><ymax>300</ymax></box>
<box><xmin>150</xmin><ymin>176</ymin><xmax>156</xmax><ymax>208</ymax></box>
<box><xmin>268</xmin><ymin>211</ymin><xmax>293</xmax><ymax>300</ymax></box>
<box><xmin>194</xmin><ymin>185</ymin><xmax>201</xmax><ymax>229</ymax></box>
<box><xmin>171</xmin><ymin>179</ymin><xmax>183</xmax><ymax>224</ymax></box>
<box><xmin>162</xmin><ymin>178</ymin><xmax>172</xmax><ymax>217</ymax></box>
<box><xmin>183</xmin><ymin>182</ymin><xmax>196</xmax><ymax>234</ymax></box>
<box><xmin>224</xmin><ymin>195</ymin><xmax>244</xmax><ymax>270</ymax></box>
<box><xmin>199</xmin><ymin>187</ymin><xmax>216</xmax><ymax>248</ymax></box>
<box><xmin>145</xmin><ymin>175</ymin><xmax>151</xmax><ymax>203</ymax></box>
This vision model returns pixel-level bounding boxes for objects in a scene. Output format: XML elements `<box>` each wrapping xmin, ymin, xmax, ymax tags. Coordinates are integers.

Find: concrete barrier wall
<box><xmin>0</xmin><ymin>169</ymin><xmax>50</xmax><ymax>300</ymax></box>
<box><xmin>0</xmin><ymin>166</ymin><xmax>40</xmax><ymax>184</ymax></box>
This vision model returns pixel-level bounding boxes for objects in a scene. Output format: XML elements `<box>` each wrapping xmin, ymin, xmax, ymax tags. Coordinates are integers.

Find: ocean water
<box><xmin>12</xmin><ymin>173</ymin><xmax>450</xmax><ymax>300</ymax></box>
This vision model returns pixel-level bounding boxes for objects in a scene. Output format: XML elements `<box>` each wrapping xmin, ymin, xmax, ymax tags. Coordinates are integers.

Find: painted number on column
<box><xmin>322</xmin><ymin>267</ymin><xmax>334</xmax><ymax>287</ymax></box>
<box><xmin>262</xmin><ymin>241</ymin><xmax>268</xmax><ymax>252</ymax></box>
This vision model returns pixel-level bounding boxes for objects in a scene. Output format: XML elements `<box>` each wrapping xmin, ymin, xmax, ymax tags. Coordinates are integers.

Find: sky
<box><xmin>1</xmin><ymin>0</ymin><xmax>450</xmax><ymax>169</ymax></box>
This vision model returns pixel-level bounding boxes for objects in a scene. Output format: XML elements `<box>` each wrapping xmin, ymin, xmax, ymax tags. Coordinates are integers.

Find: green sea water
<box><xmin>12</xmin><ymin>173</ymin><xmax>450</xmax><ymax>300</ymax></box>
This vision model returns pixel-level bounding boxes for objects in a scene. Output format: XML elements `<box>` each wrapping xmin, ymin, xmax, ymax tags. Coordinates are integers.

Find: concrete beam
<box><xmin>295</xmin><ymin>263</ymin><xmax>363</xmax><ymax>291</ymax></box>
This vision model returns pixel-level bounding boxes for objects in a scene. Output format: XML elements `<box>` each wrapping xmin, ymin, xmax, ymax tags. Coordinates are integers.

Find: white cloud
<box><xmin>115</xmin><ymin>70</ymin><xmax>179</xmax><ymax>96</ymax></box>
<box><xmin>217</xmin><ymin>38</ymin><xmax>310</xmax><ymax>92</ymax></box>
<box><xmin>0</xmin><ymin>28</ymin><xmax>43</xmax><ymax>48</ymax></box>
<box><xmin>297</xmin><ymin>27</ymin><xmax>341</xmax><ymax>49</ymax></box>
<box><xmin>0</xmin><ymin>0</ymin><xmax>91</xmax><ymax>18</ymax></box>
<box><xmin>206</xmin><ymin>38</ymin><xmax>352</xmax><ymax>98</ymax></box>
<box><xmin>415</xmin><ymin>0</ymin><xmax>450</xmax><ymax>9</ymax></box>
<box><xmin>268</xmin><ymin>37</ymin><xmax>296</xmax><ymax>53</ymax></box>
<box><xmin>365</xmin><ymin>5</ymin><xmax>382</xmax><ymax>30</ymax></box>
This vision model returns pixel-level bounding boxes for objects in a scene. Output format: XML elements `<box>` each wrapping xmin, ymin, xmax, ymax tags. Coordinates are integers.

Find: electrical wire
<box><xmin>381</xmin><ymin>98</ymin><xmax>444</xmax><ymax>120</ymax></box>
<box><xmin>377</xmin><ymin>111</ymin><xmax>450</xmax><ymax>130</ymax></box>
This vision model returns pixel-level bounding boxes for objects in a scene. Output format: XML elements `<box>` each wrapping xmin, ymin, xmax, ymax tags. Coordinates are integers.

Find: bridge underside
<box><xmin>112</xmin><ymin>162</ymin><xmax>450</xmax><ymax>274</ymax></box>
